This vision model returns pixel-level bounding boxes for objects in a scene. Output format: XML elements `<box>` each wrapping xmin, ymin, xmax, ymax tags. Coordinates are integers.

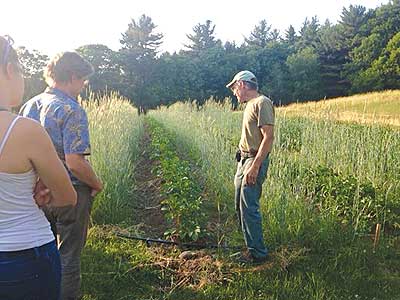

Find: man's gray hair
<box><xmin>244</xmin><ymin>80</ymin><xmax>258</xmax><ymax>91</ymax></box>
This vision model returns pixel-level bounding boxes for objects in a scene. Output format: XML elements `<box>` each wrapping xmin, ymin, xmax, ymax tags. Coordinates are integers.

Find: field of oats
<box><xmin>281</xmin><ymin>89</ymin><xmax>400</xmax><ymax>127</ymax></box>
<box><xmin>81</xmin><ymin>90</ymin><xmax>400</xmax><ymax>300</ymax></box>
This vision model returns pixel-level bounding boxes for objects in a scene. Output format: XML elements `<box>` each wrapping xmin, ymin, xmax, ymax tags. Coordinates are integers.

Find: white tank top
<box><xmin>0</xmin><ymin>116</ymin><xmax>54</xmax><ymax>251</ymax></box>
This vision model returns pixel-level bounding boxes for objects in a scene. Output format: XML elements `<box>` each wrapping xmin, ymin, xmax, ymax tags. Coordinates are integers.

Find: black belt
<box><xmin>236</xmin><ymin>149</ymin><xmax>257</xmax><ymax>162</ymax></box>
<box><xmin>240</xmin><ymin>151</ymin><xmax>256</xmax><ymax>159</ymax></box>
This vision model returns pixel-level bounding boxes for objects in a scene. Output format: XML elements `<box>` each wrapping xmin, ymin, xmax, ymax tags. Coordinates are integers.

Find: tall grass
<box><xmin>82</xmin><ymin>93</ymin><xmax>143</xmax><ymax>224</ymax></box>
<box><xmin>149</xmin><ymin>98</ymin><xmax>400</xmax><ymax>299</ymax></box>
<box><xmin>151</xmin><ymin>97</ymin><xmax>400</xmax><ymax>237</ymax></box>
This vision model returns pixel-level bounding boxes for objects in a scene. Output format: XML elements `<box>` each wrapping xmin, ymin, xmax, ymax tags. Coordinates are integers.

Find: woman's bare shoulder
<box><xmin>15</xmin><ymin>116</ymin><xmax>48</xmax><ymax>140</ymax></box>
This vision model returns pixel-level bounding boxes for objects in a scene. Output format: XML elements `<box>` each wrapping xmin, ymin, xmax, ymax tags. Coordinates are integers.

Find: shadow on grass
<box><xmin>81</xmin><ymin>225</ymin><xmax>210</xmax><ymax>300</ymax></box>
<box><xmin>80</xmin><ymin>222</ymin><xmax>400</xmax><ymax>300</ymax></box>
<box><xmin>81</xmin><ymin>226</ymin><xmax>164</xmax><ymax>300</ymax></box>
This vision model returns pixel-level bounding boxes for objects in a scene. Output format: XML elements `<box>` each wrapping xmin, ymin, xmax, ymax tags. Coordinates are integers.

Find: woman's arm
<box><xmin>24</xmin><ymin>119</ymin><xmax>77</xmax><ymax>207</ymax></box>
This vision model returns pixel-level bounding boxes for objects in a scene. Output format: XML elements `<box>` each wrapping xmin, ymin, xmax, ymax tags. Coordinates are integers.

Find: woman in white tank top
<box><xmin>0</xmin><ymin>36</ymin><xmax>77</xmax><ymax>300</ymax></box>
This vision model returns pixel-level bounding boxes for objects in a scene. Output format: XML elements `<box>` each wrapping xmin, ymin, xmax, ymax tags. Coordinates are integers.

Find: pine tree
<box><xmin>338</xmin><ymin>5</ymin><xmax>368</xmax><ymax>49</ymax></box>
<box><xmin>284</xmin><ymin>25</ymin><xmax>297</xmax><ymax>46</ymax></box>
<box><xmin>120</xmin><ymin>14</ymin><xmax>163</xmax><ymax>59</ymax></box>
<box><xmin>245</xmin><ymin>20</ymin><xmax>272</xmax><ymax>48</ymax></box>
<box><xmin>120</xmin><ymin>15</ymin><xmax>164</xmax><ymax>112</ymax></box>
<box><xmin>297</xmin><ymin>16</ymin><xmax>320</xmax><ymax>50</ymax></box>
<box><xmin>185</xmin><ymin>20</ymin><xmax>219</xmax><ymax>52</ymax></box>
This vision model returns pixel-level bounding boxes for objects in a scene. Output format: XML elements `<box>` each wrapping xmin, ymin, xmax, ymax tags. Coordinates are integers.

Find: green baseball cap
<box><xmin>226</xmin><ymin>70</ymin><xmax>258</xmax><ymax>88</ymax></box>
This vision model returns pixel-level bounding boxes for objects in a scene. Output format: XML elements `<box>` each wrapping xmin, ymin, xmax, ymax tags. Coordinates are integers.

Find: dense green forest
<box><xmin>19</xmin><ymin>0</ymin><xmax>400</xmax><ymax>109</ymax></box>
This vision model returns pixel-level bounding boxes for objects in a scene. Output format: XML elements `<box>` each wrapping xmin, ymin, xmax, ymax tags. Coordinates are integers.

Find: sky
<box><xmin>1</xmin><ymin>0</ymin><xmax>389</xmax><ymax>57</ymax></box>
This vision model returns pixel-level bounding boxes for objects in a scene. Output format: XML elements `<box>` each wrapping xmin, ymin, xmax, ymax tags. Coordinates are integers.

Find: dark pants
<box><xmin>234</xmin><ymin>156</ymin><xmax>270</xmax><ymax>258</ymax></box>
<box><xmin>0</xmin><ymin>240</ymin><xmax>61</xmax><ymax>300</ymax></box>
<box><xmin>44</xmin><ymin>185</ymin><xmax>93</xmax><ymax>300</ymax></box>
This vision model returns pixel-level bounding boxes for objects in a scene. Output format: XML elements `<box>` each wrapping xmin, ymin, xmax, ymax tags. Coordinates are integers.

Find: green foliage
<box><xmin>316</xmin><ymin>21</ymin><xmax>350</xmax><ymax>97</ymax></box>
<box><xmin>147</xmin><ymin>118</ymin><xmax>206</xmax><ymax>241</ymax></box>
<box><xmin>284</xmin><ymin>25</ymin><xmax>298</xmax><ymax>49</ymax></box>
<box><xmin>120</xmin><ymin>14</ymin><xmax>163</xmax><ymax>58</ymax></box>
<box><xmin>353</xmin><ymin>32</ymin><xmax>400</xmax><ymax>91</ymax></box>
<box><xmin>184</xmin><ymin>20</ymin><xmax>220</xmax><ymax>52</ymax></box>
<box><xmin>338</xmin><ymin>4</ymin><xmax>368</xmax><ymax>48</ymax></box>
<box><xmin>245</xmin><ymin>19</ymin><xmax>273</xmax><ymax>48</ymax></box>
<box><xmin>76</xmin><ymin>44</ymin><xmax>123</xmax><ymax>94</ymax></box>
<box><xmin>365</xmin><ymin>0</ymin><xmax>400</xmax><ymax>43</ymax></box>
<box><xmin>120</xmin><ymin>14</ymin><xmax>163</xmax><ymax>110</ymax></box>
<box><xmin>346</xmin><ymin>1</ymin><xmax>400</xmax><ymax>92</ymax></box>
<box><xmin>18</xmin><ymin>1</ymin><xmax>400</xmax><ymax>108</ymax></box>
<box><xmin>297</xmin><ymin>16</ymin><xmax>321</xmax><ymax>50</ymax></box>
<box><xmin>16</xmin><ymin>46</ymin><xmax>48</xmax><ymax>100</ymax></box>
<box><xmin>275</xmin><ymin>117</ymin><xmax>303</xmax><ymax>152</ymax></box>
<box><xmin>303</xmin><ymin>166</ymin><xmax>386</xmax><ymax>233</ymax></box>
<box><xmin>286</xmin><ymin>47</ymin><xmax>325</xmax><ymax>101</ymax></box>
<box><xmin>346</xmin><ymin>33</ymin><xmax>383</xmax><ymax>91</ymax></box>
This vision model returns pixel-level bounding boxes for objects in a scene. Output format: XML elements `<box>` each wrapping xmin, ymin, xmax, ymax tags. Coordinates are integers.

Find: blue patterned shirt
<box><xmin>20</xmin><ymin>87</ymin><xmax>91</xmax><ymax>186</ymax></box>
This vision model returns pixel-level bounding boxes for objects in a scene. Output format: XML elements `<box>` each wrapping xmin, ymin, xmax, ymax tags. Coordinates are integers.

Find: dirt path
<box><xmin>131</xmin><ymin>124</ymin><xmax>168</xmax><ymax>238</ymax></box>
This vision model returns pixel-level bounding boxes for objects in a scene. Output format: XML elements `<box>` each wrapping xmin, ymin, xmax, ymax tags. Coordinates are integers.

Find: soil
<box><xmin>131</xmin><ymin>124</ymin><xmax>168</xmax><ymax>238</ymax></box>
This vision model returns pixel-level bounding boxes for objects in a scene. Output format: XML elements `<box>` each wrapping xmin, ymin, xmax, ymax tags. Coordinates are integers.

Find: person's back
<box><xmin>0</xmin><ymin>35</ymin><xmax>77</xmax><ymax>300</ymax></box>
<box><xmin>20</xmin><ymin>51</ymin><xmax>103</xmax><ymax>300</ymax></box>
<box><xmin>0</xmin><ymin>115</ymin><xmax>55</xmax><ymax>251</ymax></box>
<box><xmin>21</xmin><ymin>88</ymin><xmax>90</xmax><ymax>172</ymax></box>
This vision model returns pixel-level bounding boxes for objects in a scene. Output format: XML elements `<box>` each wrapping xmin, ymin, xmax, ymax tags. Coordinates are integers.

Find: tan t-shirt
<box><xmin>239</xmin><ymin>95</ymin><xmax>275</xmax><ymax>153</ymax></box>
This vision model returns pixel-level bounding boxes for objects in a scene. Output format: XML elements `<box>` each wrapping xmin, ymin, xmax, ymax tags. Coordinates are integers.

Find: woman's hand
<box><xmin>33</xmin><ymin>179</ymin><xmax>51</xmax><ymax>207</ymax></box>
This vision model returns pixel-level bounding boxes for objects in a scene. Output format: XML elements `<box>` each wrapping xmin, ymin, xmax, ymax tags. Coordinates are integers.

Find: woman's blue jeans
<box><xmin>234</xmin><ymin>156</ymin><xmax>270</xmax><ymax>258</ymax></box>
<box><xmin>0</xmin><ymin>240</ymin><xmax>61</xmax><ymax>300</ymax></box>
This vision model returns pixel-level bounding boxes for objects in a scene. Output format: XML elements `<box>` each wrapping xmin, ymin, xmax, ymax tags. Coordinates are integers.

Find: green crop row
<box><xmin>147</xmin><ymin>117</ymin><xmax>206</xmax><ymax>241</ymax></box>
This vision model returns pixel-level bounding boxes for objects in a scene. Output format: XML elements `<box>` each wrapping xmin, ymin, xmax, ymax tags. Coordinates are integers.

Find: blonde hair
<box><xmin>44</xmin><ymin>52</ymin><xmax>94</xmax><ymax>85</ymax></box>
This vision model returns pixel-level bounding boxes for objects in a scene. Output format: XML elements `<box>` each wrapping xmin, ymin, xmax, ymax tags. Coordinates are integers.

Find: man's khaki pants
<box><xmin>45</xmin><ymin>185</ymin><xmax>93</xmax><ymax>300</ymax></box>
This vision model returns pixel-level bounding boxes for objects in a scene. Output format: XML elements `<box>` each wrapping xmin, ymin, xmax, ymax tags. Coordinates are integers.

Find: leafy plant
<box><xmin>147</xmin><ymin>118</ymin><xmax>206</xmax><ymax>241</ymax></box>
<box><xmin>303</xmin><ymin>165</ymin><xmax>389</xmax><ymax>234</ymax></box>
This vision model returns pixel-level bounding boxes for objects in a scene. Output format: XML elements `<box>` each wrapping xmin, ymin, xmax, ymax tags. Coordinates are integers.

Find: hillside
<box><xmin>279</xmin><ymin>90</ymin><xmax>400</xmax><ymax>126</ymax></box>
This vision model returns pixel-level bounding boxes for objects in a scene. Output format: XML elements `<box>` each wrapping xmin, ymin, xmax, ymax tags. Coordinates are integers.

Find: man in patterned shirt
<box><xmin>20</xmin><ymin>52</ymin><xmax>103</xmax><ymax>300</ymax></box>
<box><xmin>226</xmin><ymin>70</ymin><xmax>275</xmax><ymax>264</ymax></box>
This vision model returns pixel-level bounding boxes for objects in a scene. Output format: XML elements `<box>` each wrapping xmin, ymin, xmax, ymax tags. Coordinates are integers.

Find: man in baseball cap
<box><xmin>226</xmin><ymin>70</ymin><xmax>258</xmax><ymax>89</ymax></box>
<box><xmin>227</xmin><ymin>70</ymin><xmax>275</xmax><ymax>264</ymax></box>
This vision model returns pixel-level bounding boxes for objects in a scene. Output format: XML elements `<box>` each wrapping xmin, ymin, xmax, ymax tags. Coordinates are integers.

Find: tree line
<box><xmin>19</xmin><ymin>0</ymin><xmax>400</xmax><ymax>109</ymax></box>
